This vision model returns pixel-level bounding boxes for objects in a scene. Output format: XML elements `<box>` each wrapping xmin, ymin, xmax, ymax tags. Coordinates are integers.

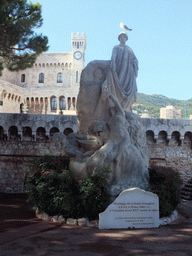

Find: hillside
<box><xmin>133</xmin><ymin>93</ymin><xmax>192</xmax><ymax>118</ymax></box>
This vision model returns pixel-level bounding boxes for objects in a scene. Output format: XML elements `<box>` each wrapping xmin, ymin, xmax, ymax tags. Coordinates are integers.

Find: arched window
<box><xmin>64</xmin><ymin>128</ymin><xmax>73</xmax><ymax>136</ymax></box>
<box><xmin>22</xmin><ymin>126</ymin><xmax>32</xmax><ymax>141</ymax></box>
<box><xmin>51</xmin><ymin>96</ymin><xmax>57</xmax><ymax>111</ymax></box>
<box><xmin>183</xmin><ymin>132</ymin><xmax>192</xmax><ymax>147</ymax></box>
<box><xmin>57</xmin><ymin>73</ymin><xmax>63</xmax><ymax>83</ymax></box>
<box><xmin>50</xmin><ymin>127</ymin><xmax>60</xmax><ymax>137</ymax></box>
<box><xmin>146</xmin><ymin>130</ymin><xmax>156</xmax><ymax>144</ymax></box>
<box><xmin>36</xmin><ymin>127</ymin><xmax>46</xmax><ymax>141</ymax></box>
<box><xmin>59</xmin><ymin>96</ymin><xmax>66</xmax><ymax>110</ymax></box>
<box><xmin>0</xmin><ymin>126</ymin><xmax>4</xmax><ymax>140</ymax></box>
<box><xmin>170</xmin><ymin>131</ymin><xmax>181</xmax><ymax>146</ymax></box>
<box><xmin>39</xmin><ymin>73</ymin><xmax>44</xmax><ymax>83</ymax></box>
<box><xmin>76</xmin><ymin>71</ymin><xmax>78</xmax><ymax>83</ymax></box>
<box><xmin>21</xmin><ymin>74</ymin><xmax>25</xmax><ymax>82</ymax></box>
<box><xmin>77</xmin><ymin>42</ymin><xmax>79</xmax><ymax>49</ymax></box>
<box><xmin>9</xmin><ymin>126</ymin><xmax>18</xmax><ymax>140</ymax></box>
<box><xmin>72</xmin><ymin>97</ymin><xmax>76</xmax><ymax>109</ymax></box>
<box><xmin>67</xmin><ymin>97</ymin><xmax>71</xmax><ymax>110</ymax></box>
<box><xmin>158</xmin><ymin>130</ymin><xmax>168</xmax><ymax>144</ymax></box>
<box><xmin>20</xmin><ymin>103</ymin><xmax>24</xmax><ymax>113</ymax></box>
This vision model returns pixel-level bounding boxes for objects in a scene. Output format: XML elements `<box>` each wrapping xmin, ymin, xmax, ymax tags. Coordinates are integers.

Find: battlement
<box><xmin>71</xmin><ymin>32</ymin><xmax>86</xmax><ymax>50</ymax></box>
<box><xmin>71</xmin><ymin>32</ymin><xmax>86</xmax><ymax>39</ymax></box>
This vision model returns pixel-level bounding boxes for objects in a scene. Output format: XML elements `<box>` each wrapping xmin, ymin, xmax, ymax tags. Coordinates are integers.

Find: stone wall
<box><xmin>0</xmin><ymin>114</ymin><xmax>192</xmax><ymax>193</ymax></box>
<box><xmin>142</xmin><ymin>118</ymin><xmax>192</xmax><ymax>184</ymax></box>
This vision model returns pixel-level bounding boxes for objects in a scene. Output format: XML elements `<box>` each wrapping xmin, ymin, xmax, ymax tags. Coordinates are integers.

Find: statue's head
<box><xmin>118</xmin><ymin>32</ymin><xmax>128</xmax><ymax>42</ymax></box>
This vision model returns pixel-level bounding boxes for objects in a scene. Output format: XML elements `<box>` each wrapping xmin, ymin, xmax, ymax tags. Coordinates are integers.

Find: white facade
<box><xmin>0</xmin><ymin>32</ymin><xmax>86</xmax><ymax>115</ymax></box>
<box><xmin>160</xmin><ymin>105</ymin><xmax>182</xmax><ymax>119</ymax></box>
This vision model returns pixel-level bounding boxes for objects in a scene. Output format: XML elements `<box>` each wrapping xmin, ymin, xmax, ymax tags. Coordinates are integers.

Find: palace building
<box><xmin>0</xmin><ymin>32</ymin><xmax>86</xmax><ymax>115</ymax></box>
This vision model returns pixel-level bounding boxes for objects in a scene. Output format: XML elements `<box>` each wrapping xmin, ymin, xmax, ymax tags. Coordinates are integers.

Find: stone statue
<box><xmin>56</xmin><ymin>32</ymin><xmax>150</xmax><ymax>197</ymax></box>
<box><xmin>79</xmin><ymin>90</ymin><xmax>149</xmax><ymax>196</ymax></box>
<box><xmin>107</xmin><ymin>32</ymin><xmax>138</xmax><ymax>112</ymax></box>
<box><xmin>77</xmin><ymin>32</ymin><xmax>138</xmax><ymax>132</ymax></box>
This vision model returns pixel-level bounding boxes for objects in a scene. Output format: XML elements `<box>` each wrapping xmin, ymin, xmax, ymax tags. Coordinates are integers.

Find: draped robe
<box><xmin>108</xmin><ymin>44</ymin><xmax>138</xmax><ymax>111</ymax></box>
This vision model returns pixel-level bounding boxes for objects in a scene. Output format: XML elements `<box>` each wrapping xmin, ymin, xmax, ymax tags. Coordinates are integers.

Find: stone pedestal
<box><xmin>99</xmin><ymin>188</ymin><xmax>159</xmax><ymax>229</ymax></box>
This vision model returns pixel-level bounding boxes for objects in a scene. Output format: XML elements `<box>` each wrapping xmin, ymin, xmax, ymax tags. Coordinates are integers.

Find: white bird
<box><xmin>119</xmin><ymin>22</ymin><xmax>132</xmax><ymax>32</ymax></box>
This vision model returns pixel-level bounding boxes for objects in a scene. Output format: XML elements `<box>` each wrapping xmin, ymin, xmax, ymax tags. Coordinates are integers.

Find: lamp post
<box><xmin>184</xmin><ymin>100</ymin><xmax>187</xmax><ymax>119</ymax></box>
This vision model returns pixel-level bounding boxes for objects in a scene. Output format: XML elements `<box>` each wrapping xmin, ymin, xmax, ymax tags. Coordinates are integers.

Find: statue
<box><xmin>77</xmin><ymin>32</ymin><xmax>138</xmax><ymax>132</ymax></box>
<box><xmin>55</xmin><ymin>31</ymin><xmax>150</xmax><ymax>197</ymax></box>
<box><xmin>107</xmin><ymin>32</ymin><xmax>138</xmax><ymax>112</ymax></box>
<box><xmin>81</xmin><ymin>89</ymin><xmax>149</xmax><ymax>196</ymax></box>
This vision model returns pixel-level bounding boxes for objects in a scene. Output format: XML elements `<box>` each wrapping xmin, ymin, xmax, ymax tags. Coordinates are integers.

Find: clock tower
<box><xmin>71</xmin><ymin>32</ymin><xmax>86</xmax><ymax>70</ymax></box>
<box><xmin>71</xmin><ymin>32</ymin><xmax>86</xmax><ymax>85</ymax></box>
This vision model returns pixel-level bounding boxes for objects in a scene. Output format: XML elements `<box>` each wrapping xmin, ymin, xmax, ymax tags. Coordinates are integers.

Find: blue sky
<box><xmin>35</xmin><ymin>0</ymin><xmax>191</xmax><ymax>100</ymax></box>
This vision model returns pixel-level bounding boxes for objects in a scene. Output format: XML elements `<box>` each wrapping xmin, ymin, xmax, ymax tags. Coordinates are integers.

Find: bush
<box><xmin>149</xmin><ymin>166</ymin><xmax>182</xmax><ymax>218</ymax></box>
<box><xmin>27</xmin><ymin>155</ymin><xmax>110</xmax><ymax>220</ymax></box>
<box><xmin>79</xmin><ymin>168</ymin><xmax>110</xmax><ymax>220</ymax></box>
<box><xmin>27</xmin><ymin>155</ymin><xmax>82</xmax><ymax>218</ymax></box>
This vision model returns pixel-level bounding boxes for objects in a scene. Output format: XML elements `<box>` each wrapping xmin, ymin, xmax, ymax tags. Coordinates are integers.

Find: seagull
<box><xmin>119</xmin><ymin>22</ymin><xmax>132</xmax><ymax>32</ymax></box>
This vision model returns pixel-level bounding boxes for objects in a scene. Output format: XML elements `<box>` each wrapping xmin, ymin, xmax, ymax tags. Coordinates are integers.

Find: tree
<box><xmin>0</xmin><ymin>0</ymin><xmax>49</xmax><ymax>75</ymax></box>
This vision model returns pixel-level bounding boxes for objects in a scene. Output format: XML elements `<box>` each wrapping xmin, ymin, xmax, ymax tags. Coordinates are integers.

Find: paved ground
<box><xmin>0</xmin><ymin>196</ymin><xmax>192</xmax><ymax>256</ymax></box>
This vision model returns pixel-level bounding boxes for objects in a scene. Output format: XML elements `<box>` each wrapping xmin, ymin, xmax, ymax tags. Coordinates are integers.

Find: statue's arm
<box><xmin>109</xmin><ymin>94</ymin><xmax>125</xmax><ymax>117</ymax></box>
<box><xmin>110</xmin><ymin>46</ymin><xmax>118</xmax><ymax>69</ymax></box>
<box><xmin>132</xmin><ymin>53</ymin><xmax>139</xmax><ymax>77</ymax></box>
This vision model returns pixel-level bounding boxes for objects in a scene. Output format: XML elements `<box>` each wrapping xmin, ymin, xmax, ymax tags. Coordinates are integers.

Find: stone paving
<box><xmin>0</xmin><ymin>201</ymin><xmax>192</xmax><ymax>255</ymax></box>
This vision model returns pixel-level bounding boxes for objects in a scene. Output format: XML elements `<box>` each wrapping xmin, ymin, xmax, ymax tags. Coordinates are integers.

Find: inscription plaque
<box><xmin>99</xmin><ymin>188</ymin><xmax>159</xmax><ymax>229</ymax></box>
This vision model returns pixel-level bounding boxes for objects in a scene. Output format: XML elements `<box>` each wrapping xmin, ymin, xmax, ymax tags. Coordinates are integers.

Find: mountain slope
<box><xmin>133</xmin><ymin>93</ymin><xmax>192</xmax><ymax>118</ymax></box>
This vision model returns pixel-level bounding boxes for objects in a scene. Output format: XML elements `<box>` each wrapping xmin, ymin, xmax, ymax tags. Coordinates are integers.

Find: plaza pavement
<box><xmin>0</xmin><ymin>201</ymin><xmax>192</xmax><ymax>255</ymax></box>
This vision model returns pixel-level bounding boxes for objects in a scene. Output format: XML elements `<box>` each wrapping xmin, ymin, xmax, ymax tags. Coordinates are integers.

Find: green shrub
<box><xmin>149</xmin><ymin>166</ymin><xmax>182</xmax><ymax>218</ymax></box>
<box><xmin>27</xmin><ymin>155</ymin><xmax>82</xmax><ymax>218</ymax></box>
<box><xmin>27</xmin><ymin>155</ymin><xmax>110</xmax><ymax>220</ymax></box>
<box><xmin>79</xmin><ymin>168</ymin><xmax>110</xmax><ymax>220</ymax></box>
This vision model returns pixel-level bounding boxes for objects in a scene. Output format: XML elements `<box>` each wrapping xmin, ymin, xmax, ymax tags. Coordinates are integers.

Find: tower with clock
<box><xmin>71</xmin><ymin>32</ymin><xmax>86</xmax><ymax>85</ymax></box>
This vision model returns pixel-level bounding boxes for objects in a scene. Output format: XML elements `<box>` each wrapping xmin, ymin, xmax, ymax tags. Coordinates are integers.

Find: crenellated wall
<box><xmin>0</xmin><ymin>114</ymin><xmax>192</xmax><ymax>193</ymax></box>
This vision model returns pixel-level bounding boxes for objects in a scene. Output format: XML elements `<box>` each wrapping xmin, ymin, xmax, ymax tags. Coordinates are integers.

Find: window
<box><xmin>22</xmin><ymin>127</ymin><xmax>32</xmax><ymax>138</ymax></box>
<box><xmin>0</xmin><ymin>126</ymin><xmax>4</xmax><ymax>140</ymax></box>
<box><xmin>36</xmin><ymin>127</ymin><xmax>46</xmax><ymax>141</ymax></box>
<box><xmin>50</xmin><ymin>127</ymin><xmax>59</xmax><ymax>137</ymax></box>
<box><xmin>57</xmin><ymin>73</ymin><xmax>63</xmax><ymax>83</ymax></box>
<box><xmin>64</xmin><ymin>128</ymin><xmax>73</xmax><ymax>136</ymax></box>
<box><xmin>9</xmin><ymin>126</ymin><xmax>18</xmax><ymax>140</ymax></box>
<box><xmin>39</xmin><ymin>73</ymin><xmax>44</xmax><ymax>83</ymax></box>
<box><xmin>20</xmin><ymin>103</ymin><xmax>24</xmax><ymax>113</ymax></box>
<box><xmin>76</xmin><ymin>71</ymin><xmax>78</xmax><ymax>83</ymax></box>
<box><xmin>51</xmin><ymin>97</ymin><xmax>57</xmax><ymax>110</ymax></box>
<box><xmin>77</xmin><ymin>42</ymin><xmax>79</xmax><ymax>49</ymax></box>
<box><xmin>21</xmin><ymin>74</ymin><xmax>25</xmax><ymax>82</ymax></box>
<box><xmin>67</xmin><ymin>97</ymin><xmax>71</xmax><ymax>110</ymax></box>
<box><xmin>59</xmin><ymin>97</ymin><xmax>66</xmax><ymax>110</ymax></box>
<box><xmin>72</xmin><ymin>97</ymin><xmax>76</xmax><ymax>109</ymax></box>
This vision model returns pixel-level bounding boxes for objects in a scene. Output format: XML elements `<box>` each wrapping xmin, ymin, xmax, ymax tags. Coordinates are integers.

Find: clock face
<box><xmin>74</xmin><ymin>51</ymin><xmax>82</xmax><ymax>60</ymax></box>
